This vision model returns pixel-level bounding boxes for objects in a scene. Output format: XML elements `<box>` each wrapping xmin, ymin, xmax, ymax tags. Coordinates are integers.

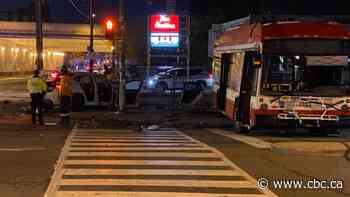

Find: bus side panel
<box><xmin>224</xmin><ymin>89</ymin><xmax>237</xmax><ymax>120</ymax></box>
<box><xmin>212</xmin><ymin>54</ymin><xmax>222</xmax><ymax>110</ymax></box>
<box><xmin>223</xmin><ymin>53</ymin><xmax>245</xmax><ymax>121</ymax></box>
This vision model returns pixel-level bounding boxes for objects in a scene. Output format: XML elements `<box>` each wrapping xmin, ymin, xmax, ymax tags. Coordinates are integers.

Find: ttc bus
<box><xmin>212</xmin><ymin>18</ymin><xmax>350</xmax><ymax>133</ymax></box>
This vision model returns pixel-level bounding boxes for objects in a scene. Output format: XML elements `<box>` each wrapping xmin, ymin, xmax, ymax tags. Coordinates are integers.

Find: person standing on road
<box><xmin>59</xmin><ymin>66</ymin><xmax>73</xmax><ymax>126</ymax></box>
<box><xmin>27</xmin><ymin>69</ymin><xmax>47</xmax><ymax>125</ymax></box>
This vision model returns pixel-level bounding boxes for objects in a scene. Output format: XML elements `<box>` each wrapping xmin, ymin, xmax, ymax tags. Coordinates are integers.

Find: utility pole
<box><xmin>35</xmin><ymin>0</ymin><xmax>43</xmax><ymax>70</ymax></box>
<box><xmin>89</xmin><ymin>0</ymin><xmax>95</xmax><ymax>73</ymax></box>
<box><xmin>118</xmin><ymin>0</ymin><xmax>126</xmax><ymax>111</ymax></box>
<box><xmin>186</xmin><ymin>15</ymin><xmax>191</xmax><ymax>79</ymax></box>
<box><xmin>111</xmin><ymin>35</ymin><xmax>118</xmax><ymax>110</ymax></box>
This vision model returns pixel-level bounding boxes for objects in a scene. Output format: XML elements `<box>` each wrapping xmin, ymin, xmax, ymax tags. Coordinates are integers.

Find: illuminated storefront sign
<box><xmin>150</xmin><ymin>15</ymin><xmax>179</xmax><ymax>33</ymax></box>
<box><xmin>150</xmin><ymin>33</ymin><xmax>179</xmax><ymax>48</ymax></box>
<box><xmin>149</xmin><ymin>15</ymin><xmax>179</xmax><ymax>48</ymax></box>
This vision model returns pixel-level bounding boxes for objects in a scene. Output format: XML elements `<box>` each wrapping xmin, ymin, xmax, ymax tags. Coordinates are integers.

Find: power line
<box><xmin>67</xmin><ymin>0</ymin><xmax>89</xmax><ymax>19</ymax></box>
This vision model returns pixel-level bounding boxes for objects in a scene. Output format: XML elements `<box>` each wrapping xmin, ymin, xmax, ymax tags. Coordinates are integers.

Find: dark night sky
<box><xmin>1</xmin><ymin>0</ymin><xmax>187</xmax><ymax>23</ymax></box>
<box><xmin>3</xmin><ymin>1</ymin><xmax>350</xmax><ymax>24</ymax></box>
<box><xmin>2</xmin><ymin>0</ymin><xmax>143</xmax><ymax>23</ymax></box>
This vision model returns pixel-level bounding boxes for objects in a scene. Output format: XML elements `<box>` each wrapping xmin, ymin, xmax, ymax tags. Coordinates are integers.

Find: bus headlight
<box><xmin>341</xmin><ymin>104</ymin><xmax>349</xmax><ymax>112</ymax></box>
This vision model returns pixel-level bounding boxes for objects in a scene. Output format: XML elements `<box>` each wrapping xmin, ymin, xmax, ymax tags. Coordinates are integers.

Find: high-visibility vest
<box><xmin>60</xmin><ymin>74</ymin><xmax>73</xmax><ymax>96</ymax></box>
<box><xmin>27</xmin><ymin>77</ymin><xmax>47</xmax><ymax>94</ymax></box>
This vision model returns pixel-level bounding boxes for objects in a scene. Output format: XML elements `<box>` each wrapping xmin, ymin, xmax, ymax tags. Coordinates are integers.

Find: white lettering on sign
<box><xmin>155</xmin><ymin>15</ymin><xmax>176</xmax><ymax>29</ymax></box>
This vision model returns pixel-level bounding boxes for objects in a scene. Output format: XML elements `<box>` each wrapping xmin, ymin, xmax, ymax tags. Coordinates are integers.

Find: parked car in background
<box><xmin>147</xmin><ymin>68</ymin><xmax>213</xmax><ymax>91</ymax></box>
<box><xmin>125</xmin><ymin>80</ymin><xmax>144</xmax><ymax>105</ymax></box>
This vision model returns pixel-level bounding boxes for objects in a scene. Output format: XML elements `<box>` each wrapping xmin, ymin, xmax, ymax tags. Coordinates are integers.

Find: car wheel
<box><xmin>156</xmin><ymin>82</ymin><xmax>168</xmax><ymax>91</ymax></box>
<box><xmin>72</xmin><ymin>93</ymin><xmax>84</xmax><ymax>112</ymax></box>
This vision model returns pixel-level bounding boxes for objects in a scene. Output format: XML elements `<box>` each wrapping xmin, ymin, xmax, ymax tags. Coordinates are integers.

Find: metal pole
<box><xmin>118</xmin><ymin>0</ymin><xmax>126</xmax><ymax>111</ymax></box>
<box><xmin>146</xmin><ymin>16</ymin><xmax>150</xmax><ymax>79</ymax></box>
<box><xmin>111</xmin><ymin>38</ymin><xmax>118</xmax><ymax>110</ymax></box>
<box><xmin>186</xmin><ymin>15</ymin><xmax>191</xmax><ymax>79</ymax></box>
<box><xmin>89</xmin><ymin>0</ymin><xmax>95</xmax><ymax>73</ymax></box>
<box><xmin>35</xmin><ymin>0</ymin><xmax>43</xmax><ymax>70</ymax></box>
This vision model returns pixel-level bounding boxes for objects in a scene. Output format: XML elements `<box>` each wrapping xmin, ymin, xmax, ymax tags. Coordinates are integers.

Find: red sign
<box><xmin>150</xmin><ymin>15</ymin><xmax>179</xmax><ymax>33</ymax></box>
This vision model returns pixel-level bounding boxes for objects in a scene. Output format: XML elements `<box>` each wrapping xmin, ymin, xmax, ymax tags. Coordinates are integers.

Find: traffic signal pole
<box><xmin>118</xmin><ymin>0</ymin><xmax>126</xmax><ymax>111</ymax></box>
<box><xmin>89</xmin><ymin>0</ymin><xmax>95</xmax><ymax>73</ymax></box>
<box><xmin>111</xmin><ymin>37</ymin><xmax>118</xmax><ymax>110</ymax></box>
<box><xmin>35</xmin><ymin>0</ymin><xmax>43</xmax><ymax>70</ymax></box>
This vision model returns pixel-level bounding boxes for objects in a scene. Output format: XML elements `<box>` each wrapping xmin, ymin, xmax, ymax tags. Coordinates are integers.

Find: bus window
<box><xmin>261</xmin><ymin>55</ymin><xmax>350</xmax><ymax>96</ymax></box>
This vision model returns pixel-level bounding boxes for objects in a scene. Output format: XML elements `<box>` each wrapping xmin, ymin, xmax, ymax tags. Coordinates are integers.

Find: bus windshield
<box><xmin>261</xmin><ymin>55</ymin><xmax>350</xmax><ymax>96</ymax></box>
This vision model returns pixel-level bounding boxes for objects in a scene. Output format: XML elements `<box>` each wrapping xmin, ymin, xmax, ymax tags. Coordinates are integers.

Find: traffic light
<box><xmin>105</xmin><ymin>19</ymin><xmax>116</xmax><ymax>40</ymax></box>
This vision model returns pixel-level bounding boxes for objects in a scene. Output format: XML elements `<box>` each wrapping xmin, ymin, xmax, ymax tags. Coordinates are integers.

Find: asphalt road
<box><xmin>0</xmin><ymin>78</ymin><xmax>349</xmax><ymax>197</ymax></box>
<box><xmin>182</xmin><ymin>128</ymin><xmax>350</xmax><ymax>197</ymax></box>
<box><xmin>0</xmin><ymin>76</ymin><xmax>29</xmax><ymax>102</ymax></box>
<box><xmin>0</xmin><ymin>115</ymin><xmax>71</xmax><ymax>197</ymax></box>
<box><xmin>45</xmin><ymin>127</ymin><xmax>278</xmax><ymax>197</ymax></box>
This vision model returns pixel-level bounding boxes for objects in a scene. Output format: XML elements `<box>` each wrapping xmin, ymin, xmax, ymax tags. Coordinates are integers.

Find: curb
<box><xmin>271</xmin><ymin>143</ymin><xmax>348</xmax><ymax>157</ymax></box>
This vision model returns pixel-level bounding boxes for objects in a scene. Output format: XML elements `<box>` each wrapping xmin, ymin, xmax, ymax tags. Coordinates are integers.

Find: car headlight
<box><xmin>148</xmin><ymin>79</ymin><xmax>155</xmax><ymax>86</ymax></box>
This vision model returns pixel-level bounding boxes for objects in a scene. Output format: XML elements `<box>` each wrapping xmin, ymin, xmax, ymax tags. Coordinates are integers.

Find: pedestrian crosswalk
<box><xmin>45</xmin><ymin>128</ymin><xmax>278</xmax><ymax>197</ymax></box>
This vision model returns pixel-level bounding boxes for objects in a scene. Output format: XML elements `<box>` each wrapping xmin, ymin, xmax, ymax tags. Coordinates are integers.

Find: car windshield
<box><xmin>261</xmin><ymin>55</ymin><xmax>350</xmax><ymax>96</ymax></box>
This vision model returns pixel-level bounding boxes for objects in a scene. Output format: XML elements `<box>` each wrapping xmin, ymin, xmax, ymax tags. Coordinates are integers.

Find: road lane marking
<box><xmin>74</xmin><ymin>136</ymin><xmax>187</xmax><ymax>139</ymax></box>
<box><xmin>45</xmin><ymin>128</ymin><xmax>278</xmax><ymax>197</ymax></box>
<box><xmin>56</xmin><ymin>192</ymin><xmax>267</xmax><ymax>197</ymax></box>
<box><xmin>70</xmin><ymin>142</ymin><xmax>199</xmax><ymax>146</ymax></box>
<box><xmin>64</xmin><ymin>160</ymin><xmax>228</xmax><ymax>166</ymax></box>
<box><xmin>67</xmin><ymin>152</ymin><xmax>219</xmax><ymax>157</ymax></box>
<box><xmin>0</xmin><ymin>147</ymin><xmax>47</xmax><ymax>151</ymax></box>
<box><xmin>69</xmin><ymin>147</ymin><xmax>208</xmax><ymax>151</ymax></box>
<box><xmin>60</xmin><ymin>179</ymin><xmax>255</xmax><ymax>188</ymax></box>
<box><xmin>71</xmin><ymin>139</ymin><xmax>193</xmax><ymax>142</ymax></box>
<box><xmin>63</xmin><ymin>169</ymin><xmax>241</xmax><ymax>176</ymax></box>
<box><xmin>44</xmin><ymin>126</ymin><xmax>77</xmax><ymax>197</ymax></box>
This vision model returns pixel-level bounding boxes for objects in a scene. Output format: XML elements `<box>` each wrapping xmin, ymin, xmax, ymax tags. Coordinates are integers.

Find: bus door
<box><xmin>238</xmin><ymin>51</ymin><xmax>260</xmax><ymax>127</ymax></box>
<box><xmin>218</xmin><ymin>53</ymin><xmax>231</xmax><ymax>111</ymax></box>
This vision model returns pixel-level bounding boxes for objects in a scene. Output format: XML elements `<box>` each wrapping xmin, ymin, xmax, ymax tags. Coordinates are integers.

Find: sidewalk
<box><xmin>71</xmin><ymin>109</ymin><xmax>235</xmax><ymax>130</ymax></box>
<box><xmin>272</xmin><ymin>141</ymin><xmax>349</xmax><ymax>156</ymax></box>
<box><xmin>0</xmin><ymin>115</ymin><xmax>71</xmax><ymax>197</ymax></box>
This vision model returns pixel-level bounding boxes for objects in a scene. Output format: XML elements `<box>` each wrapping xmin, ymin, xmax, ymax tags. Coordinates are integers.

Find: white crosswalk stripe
<box><xmin>45</xmin><ymin>128</ymin><xmax>278</xmax><ymax>197</ymax></box>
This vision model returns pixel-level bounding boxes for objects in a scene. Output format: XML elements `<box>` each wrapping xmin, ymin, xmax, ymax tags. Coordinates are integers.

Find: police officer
<box><xmin>59</xmin><ymin>66</ymin><xmax>73</xmax><ymax>126</ymax></box>
<box><xmin>27</xmin><ymin>69</ymin><xmax>47</xmax><ymax>125</ymax></box>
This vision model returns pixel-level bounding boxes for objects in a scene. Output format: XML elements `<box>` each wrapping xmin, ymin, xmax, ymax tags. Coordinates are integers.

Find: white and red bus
<box><xmin>211</xmin><ymin>16</ymin><xmax>350</xmax><ymax>132</ymax></box>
